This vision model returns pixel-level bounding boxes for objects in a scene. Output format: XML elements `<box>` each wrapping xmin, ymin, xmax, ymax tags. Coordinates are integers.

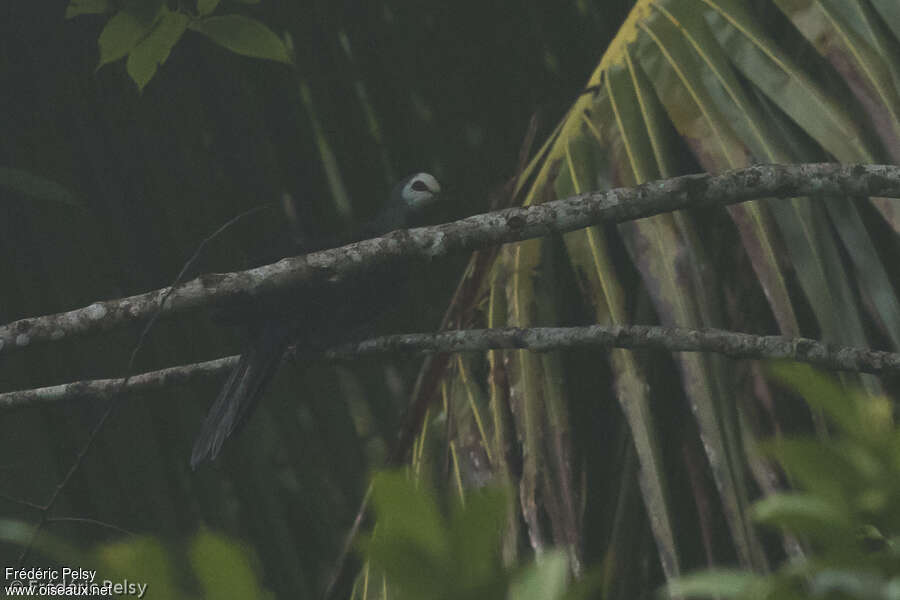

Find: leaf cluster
<box><xmin>66</xmin><ymin>0</ymin><xmax>290</xmax><ymax>92</ymax></box>
<box><xmin>357</xmin><ymin>470</ymin><xmax>581</xmax><ymax>600</ymax></box>
<box><xmin>669</xmin><ymin>363</ymin><xmax>900</xmax><ymax>600</ymax></box>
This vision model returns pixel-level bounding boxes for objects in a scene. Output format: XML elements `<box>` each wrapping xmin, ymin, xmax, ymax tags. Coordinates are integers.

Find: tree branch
<box><xmin>2</xmin><ymin>163</ymin><xmax>899</xmax><ymax>358</ymax></box>
<box><xmin>3</xmin><ymin>324</ymin><xmax>899</xmax><ymax>411</ymax></box>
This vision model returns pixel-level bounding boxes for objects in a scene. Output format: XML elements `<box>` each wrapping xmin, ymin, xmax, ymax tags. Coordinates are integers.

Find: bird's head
<box><xmin>395</xmin><ymin>172</ymin><xmax>441</xmax><ymax>212</ymax></box>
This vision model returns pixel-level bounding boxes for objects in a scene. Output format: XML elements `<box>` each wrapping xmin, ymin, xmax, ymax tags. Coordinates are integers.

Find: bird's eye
<box><xmin>410</xmin><ymin>180</ymin><xmax>430</xmax><ymax>192</ymax></box>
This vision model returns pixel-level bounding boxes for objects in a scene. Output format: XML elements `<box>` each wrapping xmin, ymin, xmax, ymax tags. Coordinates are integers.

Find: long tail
<box><xmin>190</xmin><ymin>322</ymin><xmax>292</xmax><ymax>468</ymax></box>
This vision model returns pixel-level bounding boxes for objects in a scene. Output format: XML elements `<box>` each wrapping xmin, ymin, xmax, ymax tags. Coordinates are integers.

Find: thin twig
<box><xmin>45</xmin><ymin>516</ymin><xmax>136</xmax><ymax>537</ymax></box>
<box><xmin>4</xmin><ymin>324</ymin><xmax>900</xmax><ymax>411</ymax></box>
<box><xmin>0</xmin><ymin>492</ymin><xmax>44</xmax><ymax>511</ymax></box>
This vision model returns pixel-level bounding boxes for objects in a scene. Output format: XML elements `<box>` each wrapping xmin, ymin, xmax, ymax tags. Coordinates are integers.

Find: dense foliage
<box><xmin>669</xmin><ymin>365</ymin><xmax>900</xmax><ymax>600</ymax></box>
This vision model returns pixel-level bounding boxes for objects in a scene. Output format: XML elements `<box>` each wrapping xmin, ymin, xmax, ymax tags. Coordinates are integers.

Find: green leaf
<box><xmin>665</xmin><ymin>570</ymin><xmax>765</xmax><ymax>599</ymax></box>
<box><xmin>65</xmin><ymin>0</ymin><xmax>112</xmax><ymax>18</ymax></box>
<box><xmin>704</xmin><ymin>0</ymin><xmax>873</xmax><ymax>163</ymax></box>
<box><xmin>768</xmin><ymin>363</ymin><xmax>867</xmax><ymax>436</ymax></box>
<box><xmin>97</xmin><ymin>8</ymin><xmax>161</xmax><ymax>67</ymax></box>
<box><xmin>95</xmin><ymin>536</ymin><xmax>179</xmax><ymax>599</ymax></box>
<box><xmin>189</xmin><ymin>530</ymin><xmax>272</xmax><ymax>600</ymax></box>
<box><xmin>0</xmin><ymin>519</ymin><xmax>83</xmax><ymax>563</ymax></box>
<box><xmin>810</xmin><ymin>570</ymin><xmax>893</xmax><ymax>599</ymax></box>
<box><xmin>448</xmin><ymin>486</ymin><xmax>508</xmax><ymax>584</ymax></box>
<box><xmin>0</xmin><ymin>167</ymin><xmax>82</xmax><ymax>208</ymax></box>
<box><xmin>870</xmin><ymin>0</ymin><xmax>900</xmax><ymax>41</ymax></box>
<box><xmin>604</xmin><ymin>47</ymin><xmax>764</xmax><ymax>569</ymax></box>
<box><xmin>775</xmin><ymin>0</ymin><xmax>900</xmax><ymax>161</ymax></box>
<box><xmin>360</xmin><ymin>536</ymin><xmax>453</xmax><ymax>599</ymax></box>
<box><xmin>197</xmin><ymin>0</ymin><xmax>221</xmax><ymax>16</ymax></box>
<box><xmin>508</xmin><ymin>551</ymin><xmax>570</xmax><ymax>600</ymax></box>
<box><xmin>751</xmin><ymin>493</ymin><xmax>854</xmax><ymax>540</ymax></box>
<box><xmin>189</xmin><ymin>15</ymin><xmax>291</xmax><ymax>64</ymax></box>
<box><xmin>126</xmin><ymin>9</ymin><xmax>190</xmax><ymax>92</ymax></box>
<box><xmin>763</xmin><ymin>438</ymin><xmax>867</xmax><ymax>502</ymax></box>
<box><xmin>557</xmin><ymin>131</ymin><xmax>682</xmax><ymax>581</ymax></box>
<box><xmin>367</xmin><ymin>471</ymin><xmax>449</xmax><ymax>560</ymax></box>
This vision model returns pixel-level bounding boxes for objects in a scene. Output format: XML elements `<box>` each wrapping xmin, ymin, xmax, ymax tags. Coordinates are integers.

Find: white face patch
<box><xmin>401</xmin><ymin>172</ymin><xmax>441</xmax><ymax>209</ymax></box>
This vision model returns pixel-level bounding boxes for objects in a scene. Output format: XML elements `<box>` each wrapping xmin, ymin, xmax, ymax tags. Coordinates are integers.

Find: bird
<box><xmin>190</xmin><ymin>172</ymin><xmax>442</xmax><ymax>468</ymax></box>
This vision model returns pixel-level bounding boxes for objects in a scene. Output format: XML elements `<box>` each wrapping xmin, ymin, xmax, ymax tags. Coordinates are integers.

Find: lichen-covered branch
<box><xmin>4</xmin><ymin>324</ymin><xmax>899</xmax><ymax>410</ymax></box>
<box><xmin>2</xmin><ymin>163</ymin><xmax>899</xmax><ymax>357</ymax></box>
<box><xmin>0</xmin><ymin>356</ymin><xmax>240</xmax><ymax>410</ymax></box>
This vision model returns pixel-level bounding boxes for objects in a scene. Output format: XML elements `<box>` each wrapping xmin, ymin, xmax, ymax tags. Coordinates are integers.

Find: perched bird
<box><xmin>190</xmin><ymin>173</ymin><xmax>441</xmax><ymax>468</ymax></box>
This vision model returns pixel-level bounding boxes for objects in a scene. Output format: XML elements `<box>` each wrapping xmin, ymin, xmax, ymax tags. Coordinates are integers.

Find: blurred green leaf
<box><xmin>360</xmin><ymin>472</ymin><xmax>543</xmax><ymax>599</ymax></box>
<box><xmin>448</xmin><ymin>486</ymin><xmax>508</xmax><ymax>584</ymax></box>
<box><xmin>665</xmin><ymin>570</ymin><xmax>765</xmax><ymax>599</ymax></box>
<box><xmin>680</xmin><ymin>366</ymin><xmax>900</xmax><ymax>598</ymax></box>
<box><xmin>65</xmin><ymin>0</ymin><xmax>112</xmax><ymax>18</ymax></box>
<box><xmin>752</xmin><ymin>493</ymin><xmax>854</xmax><ymax>541</ymax></box>
<box><xmin>763</xmin><ymin>438</ymin><xmax>868</xmax><ymax>502</ymax></box>
<box><xmin>197</xmin><ymin>0</ymin><xmax>221</xmax><ymax>17</ymax></box>
<box><xmin>95</xmin><ymin>536</ymin><xmax>178</xmax><ymax>599</ymax></box>
<box><xmin>360</xmin><ymin>536</ymin><xmax>453</xmax><ymax>599</ymax></box>
<box><xmin>809</xmin><ymin>570</ymin><xmax>896</xmax><ymax>600</ymax></box>
<box><xmin>367</xmin><ymin>471</ymin><xmax>449</xmax><ymax>560</ymax></box>
<box><xmin>188</xmin><ymin>15</ymin><xmax>291</xmax><ymax>64</ymax></box>
<box><xmin>0</xmin><ymin>519</ymin><xmax>83</xmax><ymax>563</ymax></box>
<box><xmin>190</xmin><ymin>530</ymin><xmax>272</xmax><ymax>600</ymax></box>
<box><xmin>508</xmin><ymin>551</ymin><xmax>570</xmax><ymax>600</ymax></box>
<box><xmin>0</xmin><ymin>167</ymin><xmax>82</xmax><ymax>208</ymax></box>
<box><xmin>361</xmin><ymin>471</ymin><xmax>453</xmax><ymax>598</ymax></box>
<box><xmin>768</xmin><ymin>363</ymin><xmax>869</xmax><ymax>436</ymax></box>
